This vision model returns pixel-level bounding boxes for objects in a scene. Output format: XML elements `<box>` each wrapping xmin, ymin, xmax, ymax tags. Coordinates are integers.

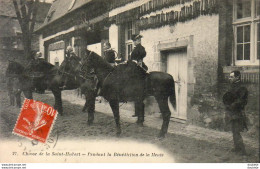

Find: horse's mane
<box><xmin>89</xmin><ymin>51</ymin><xmax>114</xmax><ymax>71</ymax></box>
<box><xmin>38</xmin><ymin>60</ymin><xmax>55</xmax><ymax>69</ymax></box>
<box><xmin>24</xmin><ymin>59</ymin><xmax>56</xmax><ymax>74</ymax></box>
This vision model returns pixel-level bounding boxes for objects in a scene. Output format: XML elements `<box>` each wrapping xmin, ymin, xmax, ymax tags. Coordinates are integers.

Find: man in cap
<box><xmin>65</xmin><ymin>46</ymin><xmax>80</xmax><ymax>61</ymax></box>
<box><xmin>27</xmin><ymin>51</ymin><xmax>44</xmax><ymax>71</ymax></box>
<box><xmin>25</xmin><ymin>51</ymin><xmax>46</xmax><ymax>93</ymax></box>
<box><xmin>223</xmin><ymin>70</ymin><xmax>248</xmax><ymax>155</ymax></box>
<box><xmin>129</xmin><ymin>34</ymin><xmax>148</xmax><ymax>71</ymax></box>
<box><xmin>129</xmin><ymin>34</ymin><xmax>148</xmax><ymax>117</ymax></box>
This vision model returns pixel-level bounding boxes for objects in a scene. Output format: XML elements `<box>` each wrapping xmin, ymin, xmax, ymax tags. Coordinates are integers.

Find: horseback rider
<box><xmin>26</xmin><ymin>51</ymin><xmax>43</xmax><ymax>72</ymax></box>
<box><xmin>129</xmin><ymin>34</ymin><xmax>148</xmax><ymax>71</ymax></box>
<box><xmin>103</xmin><ymin>42</ymin><xmax>117</xmax><ymax>67</ymax></box>
<box><xmin>128</xmin><ymin>34</ymin><xmax>148</xmax><ymax>117</ymax></box>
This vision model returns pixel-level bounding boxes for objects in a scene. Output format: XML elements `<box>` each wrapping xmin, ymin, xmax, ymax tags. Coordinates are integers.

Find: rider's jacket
<box><xmin>129</xmin><ymin>44</ymin><xmax>146</xmax><ymax>62</ymax></box>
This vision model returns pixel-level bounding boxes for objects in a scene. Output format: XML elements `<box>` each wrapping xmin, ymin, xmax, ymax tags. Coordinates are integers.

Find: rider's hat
<box><xmin>131</xmin><ymin>34</ymin><xmax>143</xmax><ymax>41</ymax></box>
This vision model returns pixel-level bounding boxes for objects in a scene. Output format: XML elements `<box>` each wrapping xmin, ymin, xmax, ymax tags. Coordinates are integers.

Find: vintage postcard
<box><xmin>0</xmin><ymin>0</ymin><xmax>259</xmax><ymax>165</ymax></box>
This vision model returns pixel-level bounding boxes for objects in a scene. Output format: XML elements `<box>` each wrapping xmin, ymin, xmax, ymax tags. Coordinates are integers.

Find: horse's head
<box><xmin>82</xmin><ymin>49</ymin><xmax>98</xmax><ymax>74</ymax></box>
<box><xmin>82</xmin><ymin>49</ymin><xmax>114</xmax><ymax>74</ymax></box>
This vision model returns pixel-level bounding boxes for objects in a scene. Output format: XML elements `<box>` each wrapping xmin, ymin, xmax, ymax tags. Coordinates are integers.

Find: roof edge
<box><xmin>35</xmin><ymin>0</ymin><xmax>93</xmax><ymax>34</ymax></box>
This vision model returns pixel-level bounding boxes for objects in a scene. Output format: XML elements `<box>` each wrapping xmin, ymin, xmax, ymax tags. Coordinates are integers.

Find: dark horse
<box><xmin>5</xmin><ymin>58</ymin><xmax>95</xmax><ymax>116</ymax></box>
<box><xmin>82</xmin><ymin>50</ymin><xmax>176</xmax><ymax>138</ymax></box>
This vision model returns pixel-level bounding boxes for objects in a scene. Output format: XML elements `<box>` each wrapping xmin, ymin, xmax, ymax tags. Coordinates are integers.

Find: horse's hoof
<box><xmin>157</xmin><ymin>133</ymin><xmax>165</xmax><ymax>140</ymax></box>
<box><xmin>87</xmin><ymin>121</ymin><xmax>93</xmax><ymax>126</ymax></box>
<box><xmin>136</xmin><ymin>121</ymin><xmax>144</xmax><ymax>127</ymax></box>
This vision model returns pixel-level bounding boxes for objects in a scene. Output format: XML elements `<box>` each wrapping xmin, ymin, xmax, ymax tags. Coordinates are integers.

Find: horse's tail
<box><xmin>169</xmin><ymin>79</ymin><xmax>176</xmax><ymax>110</ymax></box>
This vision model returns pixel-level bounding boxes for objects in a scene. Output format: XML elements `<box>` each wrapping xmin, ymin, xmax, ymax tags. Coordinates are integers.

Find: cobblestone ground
<box><xmin>0</xmin><ymin>85</ymin><xmax>259</xmax><ymax>162</ymax></box>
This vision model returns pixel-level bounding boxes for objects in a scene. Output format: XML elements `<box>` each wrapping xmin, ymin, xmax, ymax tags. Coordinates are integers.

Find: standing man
<box><xmin>129</xmin><ymin>34</ymin><xmax>148</xmax><ymax>71</ymax></box>
<box><xmin>103</xmin><ymin>42</ymin><xmax>117</xmax><ymax>67</ymax></box>
<box><xmin>223</xmin><ymin>70</ymin><xmax>248</xmax><ymax>155</ymax></box>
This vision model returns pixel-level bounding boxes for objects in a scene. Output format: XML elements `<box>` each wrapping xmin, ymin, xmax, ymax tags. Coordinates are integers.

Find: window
<box><xmin>236</xmin><ymin>0</ymin><xmax>251</xmax><ymax>19</ymax></box>
<box><xmin>125</xmin><ymin>22</ymin><xmax>136</xmax><ymax>60</ymax></box>
<box><xmin>256</xmin><ymin>0</ymin><xmax>260</xmax><ymax>16</ymax></box>
<box><xmin>126</xmin><ymin>44</ymin><xmax>133</xmax><ymax>59</ymax></box>
<box><xmin>233</xmin><ymin>0</ymin><xmax>260</xmax><ymax>65</ymax></box>
<box><xmin>236</xmin><ymin>25</ymin><xmax>250</xmax><ymax>60</ymax></box>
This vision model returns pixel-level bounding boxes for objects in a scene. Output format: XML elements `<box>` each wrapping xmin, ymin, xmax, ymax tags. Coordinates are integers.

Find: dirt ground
<box><xmin>0</xmin><ymin>82</ymin><xmax>259</xmax><ymax>163</ymax></box>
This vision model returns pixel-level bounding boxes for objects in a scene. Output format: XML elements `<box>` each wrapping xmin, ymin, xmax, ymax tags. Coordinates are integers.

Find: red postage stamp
<box><xmin>13</xmin><ymin>99</ymin><xmax>58</xmax><ymax>143</ymax></box>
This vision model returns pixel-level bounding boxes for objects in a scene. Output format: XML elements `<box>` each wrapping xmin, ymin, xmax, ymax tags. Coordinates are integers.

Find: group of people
<box><xmin>103</xmin><ymin>34</ymin><xmax>148</xmax><ymax>70</ymax></box>
<box><xmin>63</xmin><ymin>33</ymin><xmax>147</xmax><ymax>70</ymax></box>
<box><xmin>27</xmin><ymin>33</ymin><xmax>249</xmax><ymax>157</ymax></box>
<box><xmin>101</xmin><ymin>34</ymin><xmax>148</xmax><ymax>71</ymax></box>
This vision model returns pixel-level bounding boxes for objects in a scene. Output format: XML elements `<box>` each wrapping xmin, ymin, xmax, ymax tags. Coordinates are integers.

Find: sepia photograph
<box><xmin>0</xmin><ymin>0</ymin><xmax>259</xmax><ymax>166</ymax></box>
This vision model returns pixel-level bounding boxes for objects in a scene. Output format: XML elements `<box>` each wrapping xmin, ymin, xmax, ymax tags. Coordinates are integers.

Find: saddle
<box><xmin>101</xmin><ymin>61</ymin><xmax>148</xmax><ymax>101</ymax></box>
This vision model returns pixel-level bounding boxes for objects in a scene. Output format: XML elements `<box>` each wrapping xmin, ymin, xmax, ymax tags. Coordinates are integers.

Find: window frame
<box><xmin>255</xmin><ymin>21</ymin><xmax>260</xmax><ymax>60</ymax></box>
<box><xmin>125</xmin><ymin>21</ymin><xmax>135</xmax><ymax>60</ymax></box>
<box><xmin>233</xmin><ymin>0</ymin><xmax>260</xmax><ymax>65</ymax></box>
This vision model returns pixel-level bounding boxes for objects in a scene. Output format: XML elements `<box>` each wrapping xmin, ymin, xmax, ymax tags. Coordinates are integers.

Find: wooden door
<box><xmin>166</xmin><ymin>49</ymin><xmax>187</xmax><ymax>120</ymax></box>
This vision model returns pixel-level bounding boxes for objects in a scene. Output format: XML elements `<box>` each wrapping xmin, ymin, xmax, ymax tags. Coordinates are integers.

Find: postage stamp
<box><xmin>13</xmin><ymin>99</ymin><xmax>58</xmax><ymax>143</ymax></box>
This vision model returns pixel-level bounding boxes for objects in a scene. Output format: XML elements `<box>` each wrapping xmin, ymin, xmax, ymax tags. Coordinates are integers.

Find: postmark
<box><xmin>13</xmin><ymin>99</ymin><xmax>58</xmax><ymax>143</ymax></box>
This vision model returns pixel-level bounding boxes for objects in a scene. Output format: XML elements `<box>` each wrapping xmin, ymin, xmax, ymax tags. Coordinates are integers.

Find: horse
<box><xmin>82</xmin><ymin>50</ymin><xmax>176</xmax><ymax>138</ymax></box>
<box><xmin>5</xmin><ymin>58</ymin><xmax>96</xmax><ymax>116</ymax></box>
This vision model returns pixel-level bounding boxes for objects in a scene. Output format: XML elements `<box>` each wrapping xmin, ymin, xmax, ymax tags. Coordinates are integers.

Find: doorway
<box><xmin>166</xmin><ymin>48</ymin><xmax>188</xmax><ymax>120</ymax></box>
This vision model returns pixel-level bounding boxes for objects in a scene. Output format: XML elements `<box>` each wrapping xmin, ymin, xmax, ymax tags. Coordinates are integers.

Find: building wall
<box><xmin>139</xmin><ymin>14</ymin><xmax>219</xmax><ymax>121</ymax></box>
<box><xmin>39</xmin><ymin>34</ymin><xmax>44</xmax><ymax>55</ymax></box>
<box><xmin>141</xmin><ymin>15</ymin><xmax>219</xmax><ymax>73</ymax></box>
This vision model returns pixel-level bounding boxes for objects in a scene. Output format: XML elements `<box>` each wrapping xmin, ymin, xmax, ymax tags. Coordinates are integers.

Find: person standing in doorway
<box><xmin>223</xmin><ymin>70</ymin><xmax>248</xmax><ymax>156</ymax></box>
